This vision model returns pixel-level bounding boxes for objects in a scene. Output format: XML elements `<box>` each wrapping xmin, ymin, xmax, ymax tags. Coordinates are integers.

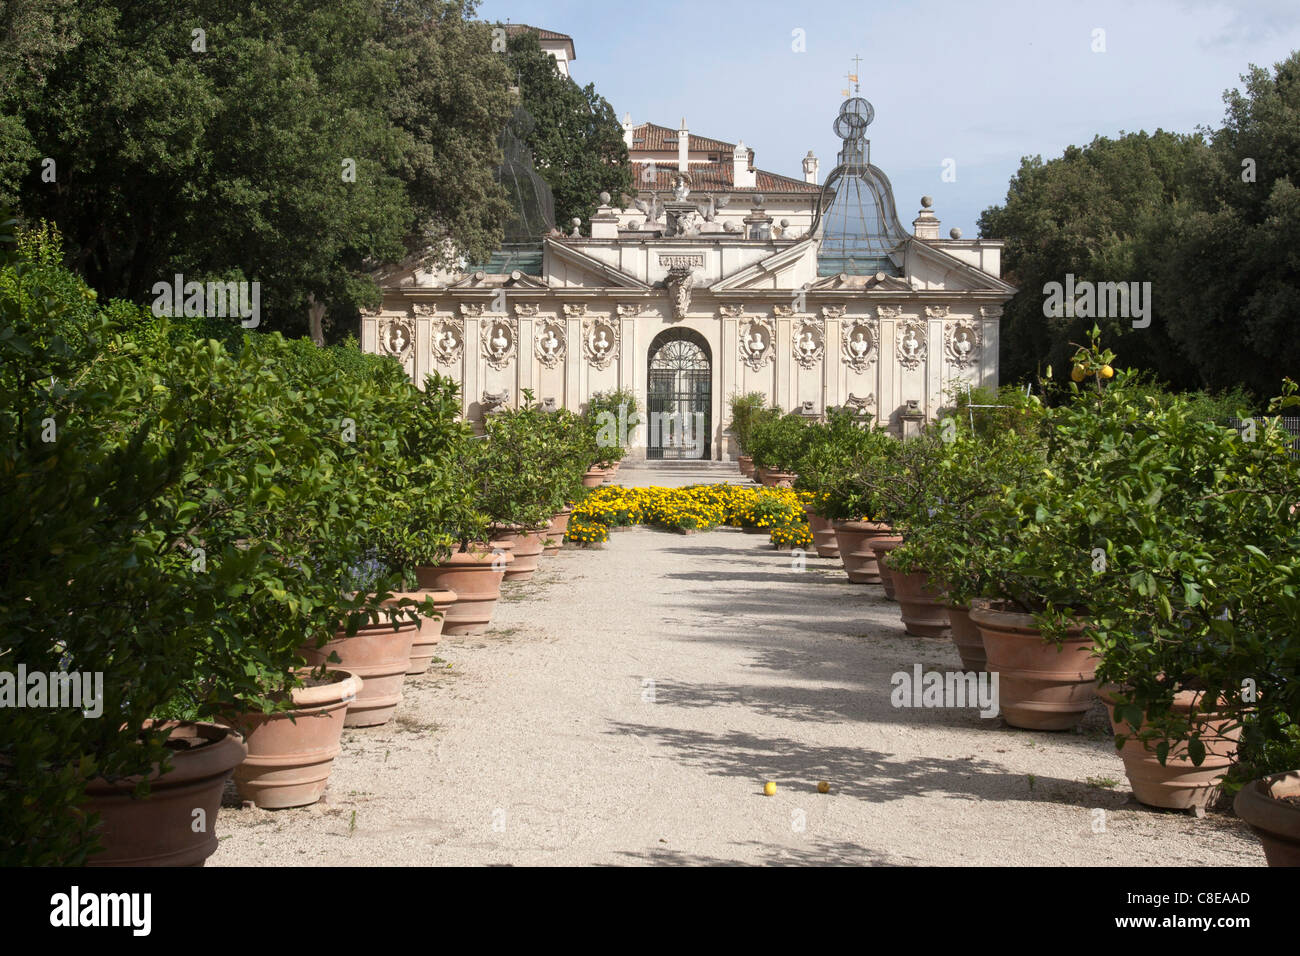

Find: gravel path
<box><xmin>211</xmin><ymin>526</ymin><xmax>1264</xmax><ymax>866</ymax></box>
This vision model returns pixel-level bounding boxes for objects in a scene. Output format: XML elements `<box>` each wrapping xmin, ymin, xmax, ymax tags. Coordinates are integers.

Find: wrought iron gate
<box><xmin>647</xmin><ymin>333</ymin><xmax>711</xmax><ymax>460</ymax></box>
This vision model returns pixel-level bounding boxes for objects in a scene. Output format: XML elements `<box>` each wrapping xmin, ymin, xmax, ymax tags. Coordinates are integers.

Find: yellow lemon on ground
<box><xmin>1101</xmin><ymin>365</ymin><xmax>1114</xmax><ymax>379</ymax></box>
<box><xmin>1070</xmin><ymin>366</ymin><xmax>1086</xmax><ymax>382</ymax></box>
<box><xmin>817</xmin><ymin>781</ymin><xmax>830</xmax><ymax>794</ymax></box>
<box><xmin>763</xmin><ymin>781</ymin><xmax>777</xmax><ymax>796</ymax></box>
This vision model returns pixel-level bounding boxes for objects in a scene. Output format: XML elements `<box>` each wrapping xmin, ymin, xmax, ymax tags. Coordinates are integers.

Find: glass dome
<box><xmin>812</xmin><ymin>97</ymin><xmax>910</xmax><ymax>276</ymax></box>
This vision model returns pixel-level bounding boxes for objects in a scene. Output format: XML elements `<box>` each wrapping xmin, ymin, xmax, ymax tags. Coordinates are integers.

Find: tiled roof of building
<box><xmin>629</xmin><ymin>122</ymin><xmax>820</xmax><ymax>194</ymax></box>
<box><xmin>629</xmin><ymin>123</ymin><xmax>736</xmax><ymax>155</ymax></box>
<box><xmin>502</xmin><ymin>23</ymin><xmax>573</xmax><ymax>42</ymax></box>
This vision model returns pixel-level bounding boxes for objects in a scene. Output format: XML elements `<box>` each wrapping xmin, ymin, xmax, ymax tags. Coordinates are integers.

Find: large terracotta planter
<box><xmin>84</xmin><ymin>721</ymin><xmax>246</xmax><ymax>866</ymax></box>
<box><xmin>1100</xmin><ymin>687</ymin><xmax>1240</xmax><ymax>811</ymax></box>
<box><xmin>1234</xmin><ymin>771</ymin><xmax>1300</xmax><ymax>866</ymax></box>
<box><xmin>765</xmin><ymin>470</ymin><xmax>797</xmax><ymax>488</ymax></box>
<box><xmin>406</xmin><ymin>589</ymin><xmax>457</xmax><ymax>674</ymax></box>
<box><xmin>542</xmin><ymin>508</ymin><xmax>572</xmax><ymax>557</ymax></box>
<box><xmin>946</xmin><ymin>603</ymin><xmax>987</xmax><ymax>671</ymax></box>
<box><xmin>493</xmin><ymin>525</ymin><xmax>545</xmax><ymax>582</ymax></box>
<box><xmin>302</xmin><ymin>609</ymin><xmax>418</xmax><ymax>728</ymax></box>
<box><xmin>738</xmin><ymin>455</ymin><xmax>755</xmax><ymax>478</ymax></box>
<box><xmin>415</xmin><ymin>543</ymin><xmax>514</xmax><ymax>637</ymax></box>
<box><xmin>868</xmin><ymin>536</ymin><xmax>904</xmax><ymax>599</ymax></box>
<box><xmin>581</xmin><ymin>467</ymin><xmax>604</xmax><ymax>488</ymax></box>
<box><xmin>890</xmin><ymin>567</ymin><xmax>951</xmax><ymax>638</ymax></box>
<box><xmin>831</xmin><ymin>520</ymin><xmax>892</xmax><ymax>584</ymax></box>
<box><xmin>805</xmin><ymin>511</ymin><xmax>840</xmax><ymax>559</ymax></box>
<box><xmin>968</xmin><ymin>600</ymin><xmax>1097</xmax><ymax>731</ymax></box>
<box><xmin>227</xmin><ymin>669</ymin><xmax>363</xmax><ymax>809</ymax></box>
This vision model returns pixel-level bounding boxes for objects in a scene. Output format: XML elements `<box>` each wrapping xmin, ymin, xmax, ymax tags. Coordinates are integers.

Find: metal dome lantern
<box><xmin>811</xmin><ymin>95</ymin><xmax>910</xmax><ymax>276</ymax></box>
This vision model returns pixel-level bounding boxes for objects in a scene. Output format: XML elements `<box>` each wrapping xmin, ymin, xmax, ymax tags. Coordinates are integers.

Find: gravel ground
<box><xmin>210</xmin><ymin>526</ymin><xmax>1264</xmax><ymax>866</ymax></box>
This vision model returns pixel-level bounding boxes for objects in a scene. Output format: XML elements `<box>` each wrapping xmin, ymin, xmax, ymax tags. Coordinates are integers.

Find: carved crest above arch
<box><xmin>792</xmin><ymin>316</ymin><xmax>825</xmax><ymax>369</ymax></box>
<box><xmin>945</xmin><ymin>319</ymin><xmax>981</xmax><ymax>370</ymax></box>
<box><xmin>535</xmin><ymin>318</ymin><xmax>567</xmax><ymax>369</ymax></box>
<box><xmin>480</xmin><ymin>316</ymin><xmax>517</xmax><ymax>370</ymax></box>
<box><xmin>739</xmin><ymin>314</ymin><xmax>776</xmax><ymax>370</ymax></box>
<box><xmin>430</xmin><ymin>315</ymin><xmax>464</xmax><ymax>366</ymax></box>
<box><xmin>840</xmin><ymin>318</ymin><xmax>877</xmax><ymax>372</ymax></box>
<box><xmin>583</xmin><ymin>316</ymin><xmax>619</xmax><ymax>370</ymax></box>
<box><xmin>897</xmin><ymin>318</ymin><xmax>928</xmax><ymax>370</ymax></box>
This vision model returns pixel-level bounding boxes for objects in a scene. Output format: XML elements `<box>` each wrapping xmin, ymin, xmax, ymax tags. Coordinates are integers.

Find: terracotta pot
<box><xmin>1234</xmin><ymin>771</ymin><xmax>1300</xmax><ymax>866</ymax></box>
<box><xmin>581</xmin><ymin>466</ymin><xmax>604</xmax><ymax>488</ymax></box>
<box><xmin>493</xmin><ymin>525</ymin><xmax>545</xmax><ymax>582</ymax></box>
<box><xmin>302</xmin><ymin>608</ymin><xmax>418</xmax><ymax>727</ymax></box>
<box><xmin>946</xmin><ymin>603</ymin><xmax>987</xmax><ymax>671</ymax></box>
<box><xmin>805</xmin><ymin>511</ymin><xmax>840</xmax><ymax>559</ymax></box>
<box><xmin>1099</xmin><ymin>686</ymin><xmax>1240</xmax><ymax>811</ymax></box>
<box><xmin>406</xmin><ymin>589</ymin><xmax>457</xmax><ymax>674</ymax></box>
<box><xmin>227</xmin><ymin>669</ymin><xmax>363</xmax><ymax>809</ymax></box>
<box><xmin>755</xmin><ymin>466</ymin><xmax>770</xmax><ymax>485</ymax></box>
<box><xmin>84</xmin><ymin>721</ymin><xmax>246</xmax><ymax>866</ymax></box>
<box><xmin>868</xmin><ymin>536</ymin><xmax>904</xmax><ymax>598</ymax></box>
<box><xmin>890</xmin><ymin>567</ymin><xmax>951</xmax><ymax>638</ymax></box>
<box><xmin>968</xmin><ymin>599</ymin><xmax>1097</xmax><ymax>731</ymax></box>
<box><xmin>830</xmin><ymin>520</ymin><xmax>892</xmax><ymax>584</ymax></box>
<box><xmin>766</xmin><ymin>470</ymin><xmax>797</xmax><ymax>488</ymax></box>
<box><xmin>415</xmin><ymin>543</ymin><xmax>514</xmax><ymax>637</ymax></box>
<box><xmin>542</xmin><ymin>508</ymin><xmax>572</xmax><ymax>556</ymax></box>
<box><xmin>738</xmin><ymin>455</ymin><xmax>755</xmax><ymax>478</ymax></box>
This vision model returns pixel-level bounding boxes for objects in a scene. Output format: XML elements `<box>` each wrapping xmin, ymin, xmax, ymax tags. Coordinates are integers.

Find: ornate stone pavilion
<box><xmin>362</xmin><ymin>94</ymin><xmax>1015</xmax><ymax>460</ymax></box>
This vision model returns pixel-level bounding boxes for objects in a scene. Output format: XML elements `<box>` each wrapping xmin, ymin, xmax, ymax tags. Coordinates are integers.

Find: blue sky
<box><xmin>477</xmin><ymin>0</ymin><xmax>1300</xmax><ymax>236</ymax></box>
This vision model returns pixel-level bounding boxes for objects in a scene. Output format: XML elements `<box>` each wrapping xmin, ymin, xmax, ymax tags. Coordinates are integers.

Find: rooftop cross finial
<box><xmin>849</xmin><ymin>55</ymin><xmax>863</xmax><ymax>93</ymax></box>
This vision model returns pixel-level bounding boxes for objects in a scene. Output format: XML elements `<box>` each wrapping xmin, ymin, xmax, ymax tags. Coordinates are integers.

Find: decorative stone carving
<box><xmin>616</xmin><ymin>303</ymin><xmax>647</xmax><ymax>317</ymax></box>
<box><xmin>515</xmin><ymin>303</ymin><xmax>539</xmax><ymax>317</ymax></box>
<box><xmin>410</xmin><ymin>303</ymin><xmax>435</xmax><ymax>317</ymax></box>
<box><xmin>482</xmin><ymin>389</ymin><xmax>510</xmax><ymax>415</ymax></box>
<box><xmin>719</xmin><ymin>304</ymin><xmax>745</xmax><ymax>318</ymax></box>
<box><xmin>773</xmin><ymin>304</ymin><xmax>795</xmax><ymax>317</ymax></box>
<box><xmin>897</xmin><ymin>319</ymin><xmax>927</xmax><ymax>370</ymax></box>
<box><xmin>562</xmin><ymin>303</ymin><xmax>589</xmax><ymax>317</ymax></box>
<box><xmin>924</xmin><ymin>305</ymin><xmax>951</xmax><ymax>320</ymax></box>
<box><xmin>539</xmin><ymin>397</ymin><xmax>558</xmax><ymax>413</ymax></box>
<box><xmin>945</xmin><ymin>320</ymin><xmax>980</xmax><ymax>370</ymax></box>
<box><xmin>666</xmin><ymin>267</ymin><xmax>695</xmax><ymax>320</ymax></box>
<box><xmin>840</xmin><ymin>318</ymin><xmax>877</xmax><ymax>372</ymax></box>
<box><xmin>980</xmin><ymin>305</ymin><xmax>1003</xmax><ymax>321</ymax></box>
<box><xmin>460</xmin><ymin>302</ymin><xmax>485</xmax><ymax>317</ymax></box>
<box><xmin>876</xmin><ymin>304</ymin><xmax>902</xmax><ymax>319</ymax></box>
<box><xmin>739</xmin><ymin>315</ymin><xmax>776</xmax><ymax>370</ymax></box>
<box><xmin>480</xmin><ymin>316</ymin><xmax>517</xmax><ymax>369</ymax></box>
<box><xmin>534</xmin><ymin>318</ymin><xmax>567</xmax><ymax>368</ymax></box>
<box><xmin>822</xmin><ymin>305</ymin><xmax>847</xmax><ymax>319</ymax></box>
<box><xmin>659</xmin><ymin>254</ymin><xmax>704</xmax><ymax>269</ymax></box>
<box><xmin>378</xmin><ymin>316</ymin><xmax>415</xmax><ymax>372</ymax></box>
<box><xmin>583</xmin><ymin>316</ymin><xmax>619</xmax><ymax>370</ymax></box>
<box><xmin>845</xmin><ymin>392</ymin><xmax>876</xmax><ymax>412</ymax></box>
<box><xmin>793</xmin><ymin>316</ymin><xmax>825</xmax><ymax>369</ymax></box>
<box><xmin>431</xmin><ymin>316</ymin><xmax>465</xmax><ymax>366</ymax></box>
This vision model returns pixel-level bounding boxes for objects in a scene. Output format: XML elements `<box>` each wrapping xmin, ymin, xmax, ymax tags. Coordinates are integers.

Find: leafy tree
<box><xmin>505</xmin><ymin>29</ymin><xmax>631</xmax><ymax>228</ymax></box>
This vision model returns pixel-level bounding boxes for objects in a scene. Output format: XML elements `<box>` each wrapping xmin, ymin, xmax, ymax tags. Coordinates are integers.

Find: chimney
<box><xmin>912</xmin><ymin>195</ymin><xmax>940</xmax><ymax>239</ymax></box>
<box><xmin>733</xmin><ymin>140</ymin><xmax>756</xmax><ymax>189</ymax></box>
<box><xmin>678</xmin><ymin>117</ymin><xmax>689</xmax><ymax>172</ymax></box>
<box><xmin>802</xmin><ymin>150</ymin><xmax>819</xmax><ymax>185</ymax></box>
<box><xmin>622</xmin><ymin>112</ymin><xmax>634</xmax><ymax>149</ymax></box>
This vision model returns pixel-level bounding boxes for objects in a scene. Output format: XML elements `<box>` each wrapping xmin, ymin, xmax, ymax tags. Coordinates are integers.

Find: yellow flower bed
<box><xmin>565</xmin><ymin>484</ymin><xmax>814</xmax><ymax>543</ymax></box>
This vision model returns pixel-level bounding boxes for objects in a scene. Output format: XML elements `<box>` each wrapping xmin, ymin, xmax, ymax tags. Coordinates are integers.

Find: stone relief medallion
<box><xmin>582</xmin><ymin>316</ymin><xmax>619</xmax><ymax>370</ymax></box>
<box><xmin>378</xmin><ymin>316</ymin><xmax>415</xmax><ymax>371</ymax></box>
<box><xmin>480</xmin><ymin>316</ymin><xmax>517</xmax><ymax>369</ymax></box>
<box><xmin>535</xmin><ymin>318</ymin><xmax>567</xmax><ymax>369</ymax></box>
<box><xmin>840</xmin><ymin>319</ymin><xmax>877</xmax><ymax>372</ymax></box>
<box><xmin>562</xmin><ymin>302</ymin><xmax>589</xmax><ymax>317</ymax></box>
<box><xmin>924</xmin><ymin>305</ymin><xmax>951</xmax><ymax>320</ymax></box>
<box><xmin>739</xmin><ymin>315</ymin><xmax>776</xmax><ymax>371</ymax></box>
<box><xmin>430</xmin><ymin>316</ymin><xmax>465</xmax><ymax>366</ymax></box>
<box><xmin>945</xmin><ymin>320</ymin><xmax>981</xmax><ymax>370</ymax></box>
<box><xmin>792</xmin><ymin>317</ymin><xmax>825</xmax><ymax>369</ymax></box>
<box><xmin>822</xmin><ymin>305</ymin><xmax>847</xmax><ymax>319</ymax></box>
<box><xmin>897</xmin><ymin>319</ymin><xmax>928</xmax><ymax>370</ymax></box>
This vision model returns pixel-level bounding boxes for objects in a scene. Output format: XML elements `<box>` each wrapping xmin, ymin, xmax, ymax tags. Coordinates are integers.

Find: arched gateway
<box><xmin>646</xmin><ymin>328</ymin><xmax>711</xmax><ymax>460</ymax></box>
